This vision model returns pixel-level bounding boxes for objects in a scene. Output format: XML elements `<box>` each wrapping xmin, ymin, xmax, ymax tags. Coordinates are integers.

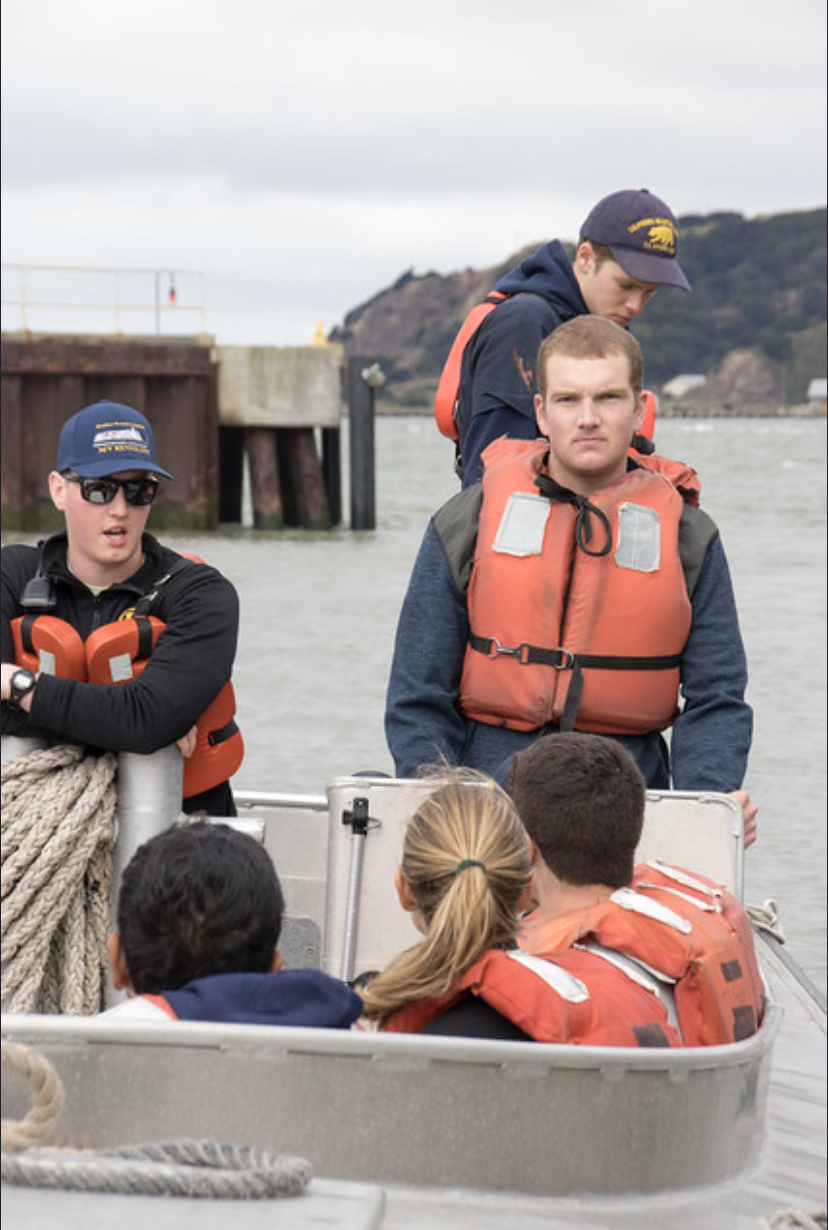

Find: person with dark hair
<box><xmin>1</xmin><ymin>400</ymin><xmax>242</xmax><ymax>816</ymax></box>
<box><xmin>358</xmin><ymin>769</ymin><xmax>681</xmax><ymax>1047</ymax></box>
<box><xmin>104</xmin><ymin>821</ymin><xmax>362</xmax><ymax>1027</ymax></box>
<box><xmin>508</xmin><ymin>732</ymin><xmax>766</xmax><ymax>1046</ymax></box>
<box><xmin>439</xmin><ymin>188</ymin><xmax>691</xmax><ymax>487</ymax></box>
<box><xmin>386</xmin><ymin>316</ymin><xmax>757</xmax><ymax>847</ymax></box>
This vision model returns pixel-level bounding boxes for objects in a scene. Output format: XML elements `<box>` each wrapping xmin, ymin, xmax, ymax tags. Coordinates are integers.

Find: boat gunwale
<box><xmin>0</xmin><ymin>1000</ymin><xmax>783</xmax><ymax>1072</ymax></box>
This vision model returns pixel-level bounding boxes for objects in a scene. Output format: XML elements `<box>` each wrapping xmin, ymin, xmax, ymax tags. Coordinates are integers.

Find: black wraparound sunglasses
<box><xmin>63</xmin><ymin>472</ymin><xmax>159</xmax><ymax>506</ymax></box>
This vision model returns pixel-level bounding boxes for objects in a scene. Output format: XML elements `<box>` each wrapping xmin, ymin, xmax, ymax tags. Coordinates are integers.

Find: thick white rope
<box><xmin>746</xmin><ymin>898</ymin><xmax>787</xmax><ymax>943</ymax></box>
<box><xmin>0</xmin><ymin>1038</ymin><xmax>64</xmax><ymax>1151</ymax></box>
<box><xmin>1</xmin><ymin>744</ymin><xmax>118</xmax><ymax>1014</ymax></box>
<box><xmin>1</xmin><ymin>1140</ymin><xmax>313</xmax><ymax>1198</ymax></box>
<box><xmin>760</xmin><ymin>1212</ymin><xmax>827</xmax><ymax>1230</ymax></box>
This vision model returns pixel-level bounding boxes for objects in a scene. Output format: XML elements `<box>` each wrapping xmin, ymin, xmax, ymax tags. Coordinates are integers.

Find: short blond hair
<box><xmin>537</xmin><ymin>316</ymin><xmax>643</xmax><ymax>400</ymax></box>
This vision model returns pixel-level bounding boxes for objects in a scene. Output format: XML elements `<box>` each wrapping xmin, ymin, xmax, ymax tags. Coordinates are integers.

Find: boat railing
<box><xmin>0</xmin><ymin>1004</ymin><xmax>783</xmax><ymax>1198</ymax></box>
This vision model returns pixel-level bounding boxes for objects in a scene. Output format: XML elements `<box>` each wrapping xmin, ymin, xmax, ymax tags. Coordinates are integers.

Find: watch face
<box><xmin>10</xmin><ymin>669</ymin><xmax>37</xmax><ymax>702</ymax></box>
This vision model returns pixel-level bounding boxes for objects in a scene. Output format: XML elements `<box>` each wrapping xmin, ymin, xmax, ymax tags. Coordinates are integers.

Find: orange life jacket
<box><xmin>434</xmin><ymin>291</ymin><xmax>507</xmax><ymax>440</ymax></box>
<box><xmin>460</xmin><ymin>439</ymin><xmax>693</xmax><ymax>734</ymax></box>
<box><xmin>11</xmin><ymin>613</ymin><xmax>88</xmax><ymax>680</ymax></box>
<box><xmin>433</xmin><ymin>289</ymin><xmax>659</xmax><ymax>458</ymax></box>
<box><xmin>84</xmin><ymin>617</ymin><xmax>243</xmax><ymax>799</ymax></box>
<box><xmin>10</xmin><ymin>556</ymin><xmax>243</xmax><ymax>799</ymax></box>
<box><xmin>381</xmin><ymin>945</ymin><xmax>681</xmax><ymax>1046</ymax></box>
<box><xmin>519</xmin><ymin>861</ymin><xmax>766</xmax><ymax>1046</ymax></box>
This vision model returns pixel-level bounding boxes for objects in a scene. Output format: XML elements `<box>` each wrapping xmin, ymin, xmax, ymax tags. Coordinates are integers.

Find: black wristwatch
<box><xmin>8</xmin><ymin>668</ymin><xmax>37</xmax><ymax>707</ymax></box>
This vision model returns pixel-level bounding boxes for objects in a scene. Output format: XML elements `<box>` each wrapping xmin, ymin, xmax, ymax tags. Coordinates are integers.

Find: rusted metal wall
<box><xmin>1</xmin><ymin>335</ymin><xmax>219</xmax><ymax>531</ymax></box>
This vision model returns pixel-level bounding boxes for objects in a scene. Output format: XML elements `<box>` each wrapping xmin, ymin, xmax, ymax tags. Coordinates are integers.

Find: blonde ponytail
<box><xmin>359</xmin><ymin>769</ymin><xmax>530</xmax><ymax>1024</ymax></box>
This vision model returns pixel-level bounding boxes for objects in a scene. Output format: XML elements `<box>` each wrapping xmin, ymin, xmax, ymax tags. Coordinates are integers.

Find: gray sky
<box><xmin>2</xmin><ymin>0</ymin><xmax>826</xmax><ymax>346</ymax></box>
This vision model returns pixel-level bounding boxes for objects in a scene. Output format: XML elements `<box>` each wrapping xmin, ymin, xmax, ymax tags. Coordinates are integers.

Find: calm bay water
<box><xmin>3</xmin><ymin>415</ymin><xmax>826</xmax><ymax>993</ymax></box>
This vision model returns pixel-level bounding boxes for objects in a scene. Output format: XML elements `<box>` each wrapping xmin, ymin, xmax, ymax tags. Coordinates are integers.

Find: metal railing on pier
<box><xmin>1</xmin><ymin>263</ymin><xmax>207</xmax><ymax>337</ymax></box>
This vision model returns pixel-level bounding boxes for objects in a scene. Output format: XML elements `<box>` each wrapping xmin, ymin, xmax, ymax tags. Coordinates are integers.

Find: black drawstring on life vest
<box><xmin>534</xmin><ymin>472</ymin><xmax>612</xmax><ymax>557</ymax></box>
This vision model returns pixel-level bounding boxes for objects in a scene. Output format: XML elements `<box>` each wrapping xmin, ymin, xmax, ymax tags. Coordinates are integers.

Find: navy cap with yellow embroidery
<box><xmin>579</xmin><ymin>189</ymin><xmax>691</xmax><ymax>292</ymax></box>
<box><xmin>57</xmin><ymin>400</ymin><xmax>173</xmax><ymax>479</ymax></box>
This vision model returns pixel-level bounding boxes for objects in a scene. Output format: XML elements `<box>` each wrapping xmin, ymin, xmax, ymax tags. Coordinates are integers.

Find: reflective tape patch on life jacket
<box><xmin>492</xmin><ymin>493</ymin><xmax>550</xmax><ymax>556</ymax></box>
<box><xmin>610</xmin><ymin>887</ymin><xmax>693</xmax><ymax>934</ymax></box>
<box><xmin>644</xmin><ymin>859</ymin><xmax>724</xmax><ymax>899</ymax></box>
<box><xmin>86</xmin><ymin>615</ymin><xmax>165</xmax><ymax>683</ymax></box>
<box><xmin>506</xmin><ymin>948</ymin><xmax>590</xmax><ymax>1003</ymax></box>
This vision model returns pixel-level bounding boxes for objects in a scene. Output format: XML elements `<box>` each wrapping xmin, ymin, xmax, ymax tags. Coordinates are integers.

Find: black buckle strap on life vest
<box><xmin>469</xmin><ymin>635</ymin><xmax>575</xmax><ymax>670</ymax></box>
<box><xmin>19</xmin><ymin>614</ymin><xmax>38</xmax><ymax>656</ymax></box>
<box><xmin>467</xmin><ymin>635</ymin><xmax>682</xmax><ymax>730</ymax></box>
<box><xmin>133</xmin><ymin>614</ymin><xmax>156</xmax><ymax>660</ymax></box>
<box><xmin>208</xmin><ymin>718</ymin><xmax>239</xmax><ymax>747</ymax></box>
<box><xmin>534</xmin><ymin>473</ymin><xmax>612</xmax><ymax>557</ymax></box>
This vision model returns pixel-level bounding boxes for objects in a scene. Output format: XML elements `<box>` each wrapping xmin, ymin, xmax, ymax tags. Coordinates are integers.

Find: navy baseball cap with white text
<box><xmin>56</xmin><ymin>401</ymin><xmax>173</xmax><ymax>479</ymax></box>
<box><xmin>579</xmin><ymin>189</ymin><xmax>691</xmax><ymax>292</ymax></box>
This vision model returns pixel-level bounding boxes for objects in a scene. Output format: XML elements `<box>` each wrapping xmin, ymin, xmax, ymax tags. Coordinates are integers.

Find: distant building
<box><xmin>806</xmin><ymin>378</ymin><xmax>827</xmax><ymax>408</ymax></box>
<box><xmin>662</xmin><ymin>374</ymin><xmax>707</xmax><ymax>400</ymax></box>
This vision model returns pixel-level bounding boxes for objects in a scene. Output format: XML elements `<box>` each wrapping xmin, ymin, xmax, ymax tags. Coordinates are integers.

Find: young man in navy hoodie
<box><xmin>104</xmin><ymin>820</ymin><xmax>362</xmax><ymax>1027</ymax></box>
<box><xmin>453</xmin><ymin>188</ymin><xmax>691</xmax><ymax>486</ymax></box>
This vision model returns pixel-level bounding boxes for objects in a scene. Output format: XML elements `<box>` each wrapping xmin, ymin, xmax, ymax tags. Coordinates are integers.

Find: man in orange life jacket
<box><xmin>506</xmin><ymin>732</ymin><xmax>765</xmax><ymax>1046</ymax></box>
<box><xmin>385</xmin><ymin>316</ymin><xmax>757</xmax><ymax>845</ymax></box>
<box><xmin>1</xmin><ymin>400</ymin><xmax>242</xmax><ymax>816</ymax></box>
<box><xmin>447</xmin><ymin>188</ymin><xmax>691</xmax><ymax>487</ymax></box>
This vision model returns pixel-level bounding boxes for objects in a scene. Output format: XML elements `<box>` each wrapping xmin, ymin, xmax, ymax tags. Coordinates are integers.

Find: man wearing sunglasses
<box><xmin>1</xmin><ymin>400</ymin><xmax>242</xmax><ymax>817</ymax></box>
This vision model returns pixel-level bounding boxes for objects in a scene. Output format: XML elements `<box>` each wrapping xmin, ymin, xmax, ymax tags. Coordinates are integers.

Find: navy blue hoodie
<box><xmin>457</xmin><ymin>240</ymin><xmax>587</xmax><ymax>486</ymax></box>
<box><xmin>158</xmin><ymin>969</ymin><xmax>363</xmax><ymax>1027</ymax></box>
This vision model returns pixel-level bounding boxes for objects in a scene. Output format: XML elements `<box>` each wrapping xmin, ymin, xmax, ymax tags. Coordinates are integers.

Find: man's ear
<box><xmin>575</xmin><ymin>240</ymin><xmax>595</xmax><ymax>274</ymax></box>
<box><xmin>107</xmin><ymin>932</ymin><xmax>133</xmax><ymax>993</ymax></box>
<box><xmin>48</xmin><ymin>471</ymin><xmax>68</xmax><ymax>512</ymax></box>
<box><xmin>394</xmin><ymin>866</ymin><xmax>417</xmax><ymax>914</ymax></box>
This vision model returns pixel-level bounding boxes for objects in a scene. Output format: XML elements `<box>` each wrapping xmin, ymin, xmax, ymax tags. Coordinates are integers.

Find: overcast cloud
<box><xmin>2</xmin><ymin>0</ymin><xmax>826</xmax><ymax>345</ymax></box>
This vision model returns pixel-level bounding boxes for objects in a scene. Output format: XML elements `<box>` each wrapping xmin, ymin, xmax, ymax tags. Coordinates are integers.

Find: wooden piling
<box><xmin>245</xmin><ymin>428</ymin><xmax>284</xmax><ymax>529</ymax></box>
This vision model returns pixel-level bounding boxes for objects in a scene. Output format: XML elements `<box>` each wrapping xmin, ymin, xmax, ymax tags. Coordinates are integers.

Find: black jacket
<box><xmin>1</xmin><ymin>532</ymin><xmax>240</xmax><ymax>815</ymax></box>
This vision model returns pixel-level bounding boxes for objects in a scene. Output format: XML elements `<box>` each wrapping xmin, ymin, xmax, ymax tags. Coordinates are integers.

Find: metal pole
<box><xmin>347</xmin><ymin>357</ymin><xmax>384</xmax><ymax>531</ymax></box>
<box><xmin>112</xmin><ymin>746</ymin><xmax>184</xmax><ymax>922</ymax></box>
<box><xmin>339</xmin><ymin>797</ymin><xmax>371</xmax><ymax>981</ymax></box>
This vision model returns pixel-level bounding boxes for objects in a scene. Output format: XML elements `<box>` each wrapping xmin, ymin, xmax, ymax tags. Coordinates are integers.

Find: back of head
<box><xmin>536</xmin><ymin>315</ymin><xmax>643</xmax><ymax>400</ymax></box>
<box><xmin>117</xmin><ymin>821</ymin><xmax>284</xmax><ymax>994</ymax></box>
<box><xmin>579</xmin><ymin>188</ymin><xmax>691</xmax><ymax>292</ymax></box>
<box><xmin>360</xmin><ymin>768</ymin><xmax>531</xmax><ymax>1021</ymax></box>
<box><xmin>507</xmin><ymin>733</ymin><xmax>645</xmax><ymax>888</ymax></box>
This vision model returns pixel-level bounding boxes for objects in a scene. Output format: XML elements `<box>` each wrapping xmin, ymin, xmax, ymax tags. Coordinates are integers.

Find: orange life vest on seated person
<box><xmin>10</xmin><ymin>558</ymin><xmax>243</xmax><ymax>800</ymax></box>
<box><xmin>380</xmin><ymin>944</ymin><xmax>681</xmax><ymax>1047</ymax></box>
<box><xmin>518</xmin><ymin>861</ymin><xmax>766</xmax><ymax>1046</ymax></box>
<box><xmin>460</xmin><ymin>439</ymin><xmax>694</xmax><ymax>735</ymax></box>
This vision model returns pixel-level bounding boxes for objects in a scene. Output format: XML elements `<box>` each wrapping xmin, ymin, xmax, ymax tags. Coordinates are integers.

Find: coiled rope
<box><xmin>760</xmin><ymin>1212</ymin><xmax>827</xmax><ymax>1230</ymax></box>
<box><xmin>1</xmin><ymin>1037</ymin><xmax>312</xmax><ymax>1198</ymax></box>
<box><xmin>1</xmin><ymin>1038</ymin><xmax>64</xmax><ymax>1152</ymax></box>
<box><xmin>1</xmin><ymin>744</ymin><xmax>118</xmax><ymax>1014</ymax></box>
<box><xmin>747</xmin><ymin>898</ymin><xmax>787</xmax><ymax>943</ymax></box>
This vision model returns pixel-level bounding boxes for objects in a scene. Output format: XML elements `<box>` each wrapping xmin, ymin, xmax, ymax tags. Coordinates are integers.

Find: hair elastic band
<box><xmin>454</xmin><ymin>859</ymin><xmax>487</xmax><ymax>875</ymax></box>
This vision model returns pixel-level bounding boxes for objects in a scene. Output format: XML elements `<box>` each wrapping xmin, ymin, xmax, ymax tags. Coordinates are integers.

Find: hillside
<box><xmin>329</xmin><ymin>208</ymin><xmax>827</xmax><ymax>415</ymax></box>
